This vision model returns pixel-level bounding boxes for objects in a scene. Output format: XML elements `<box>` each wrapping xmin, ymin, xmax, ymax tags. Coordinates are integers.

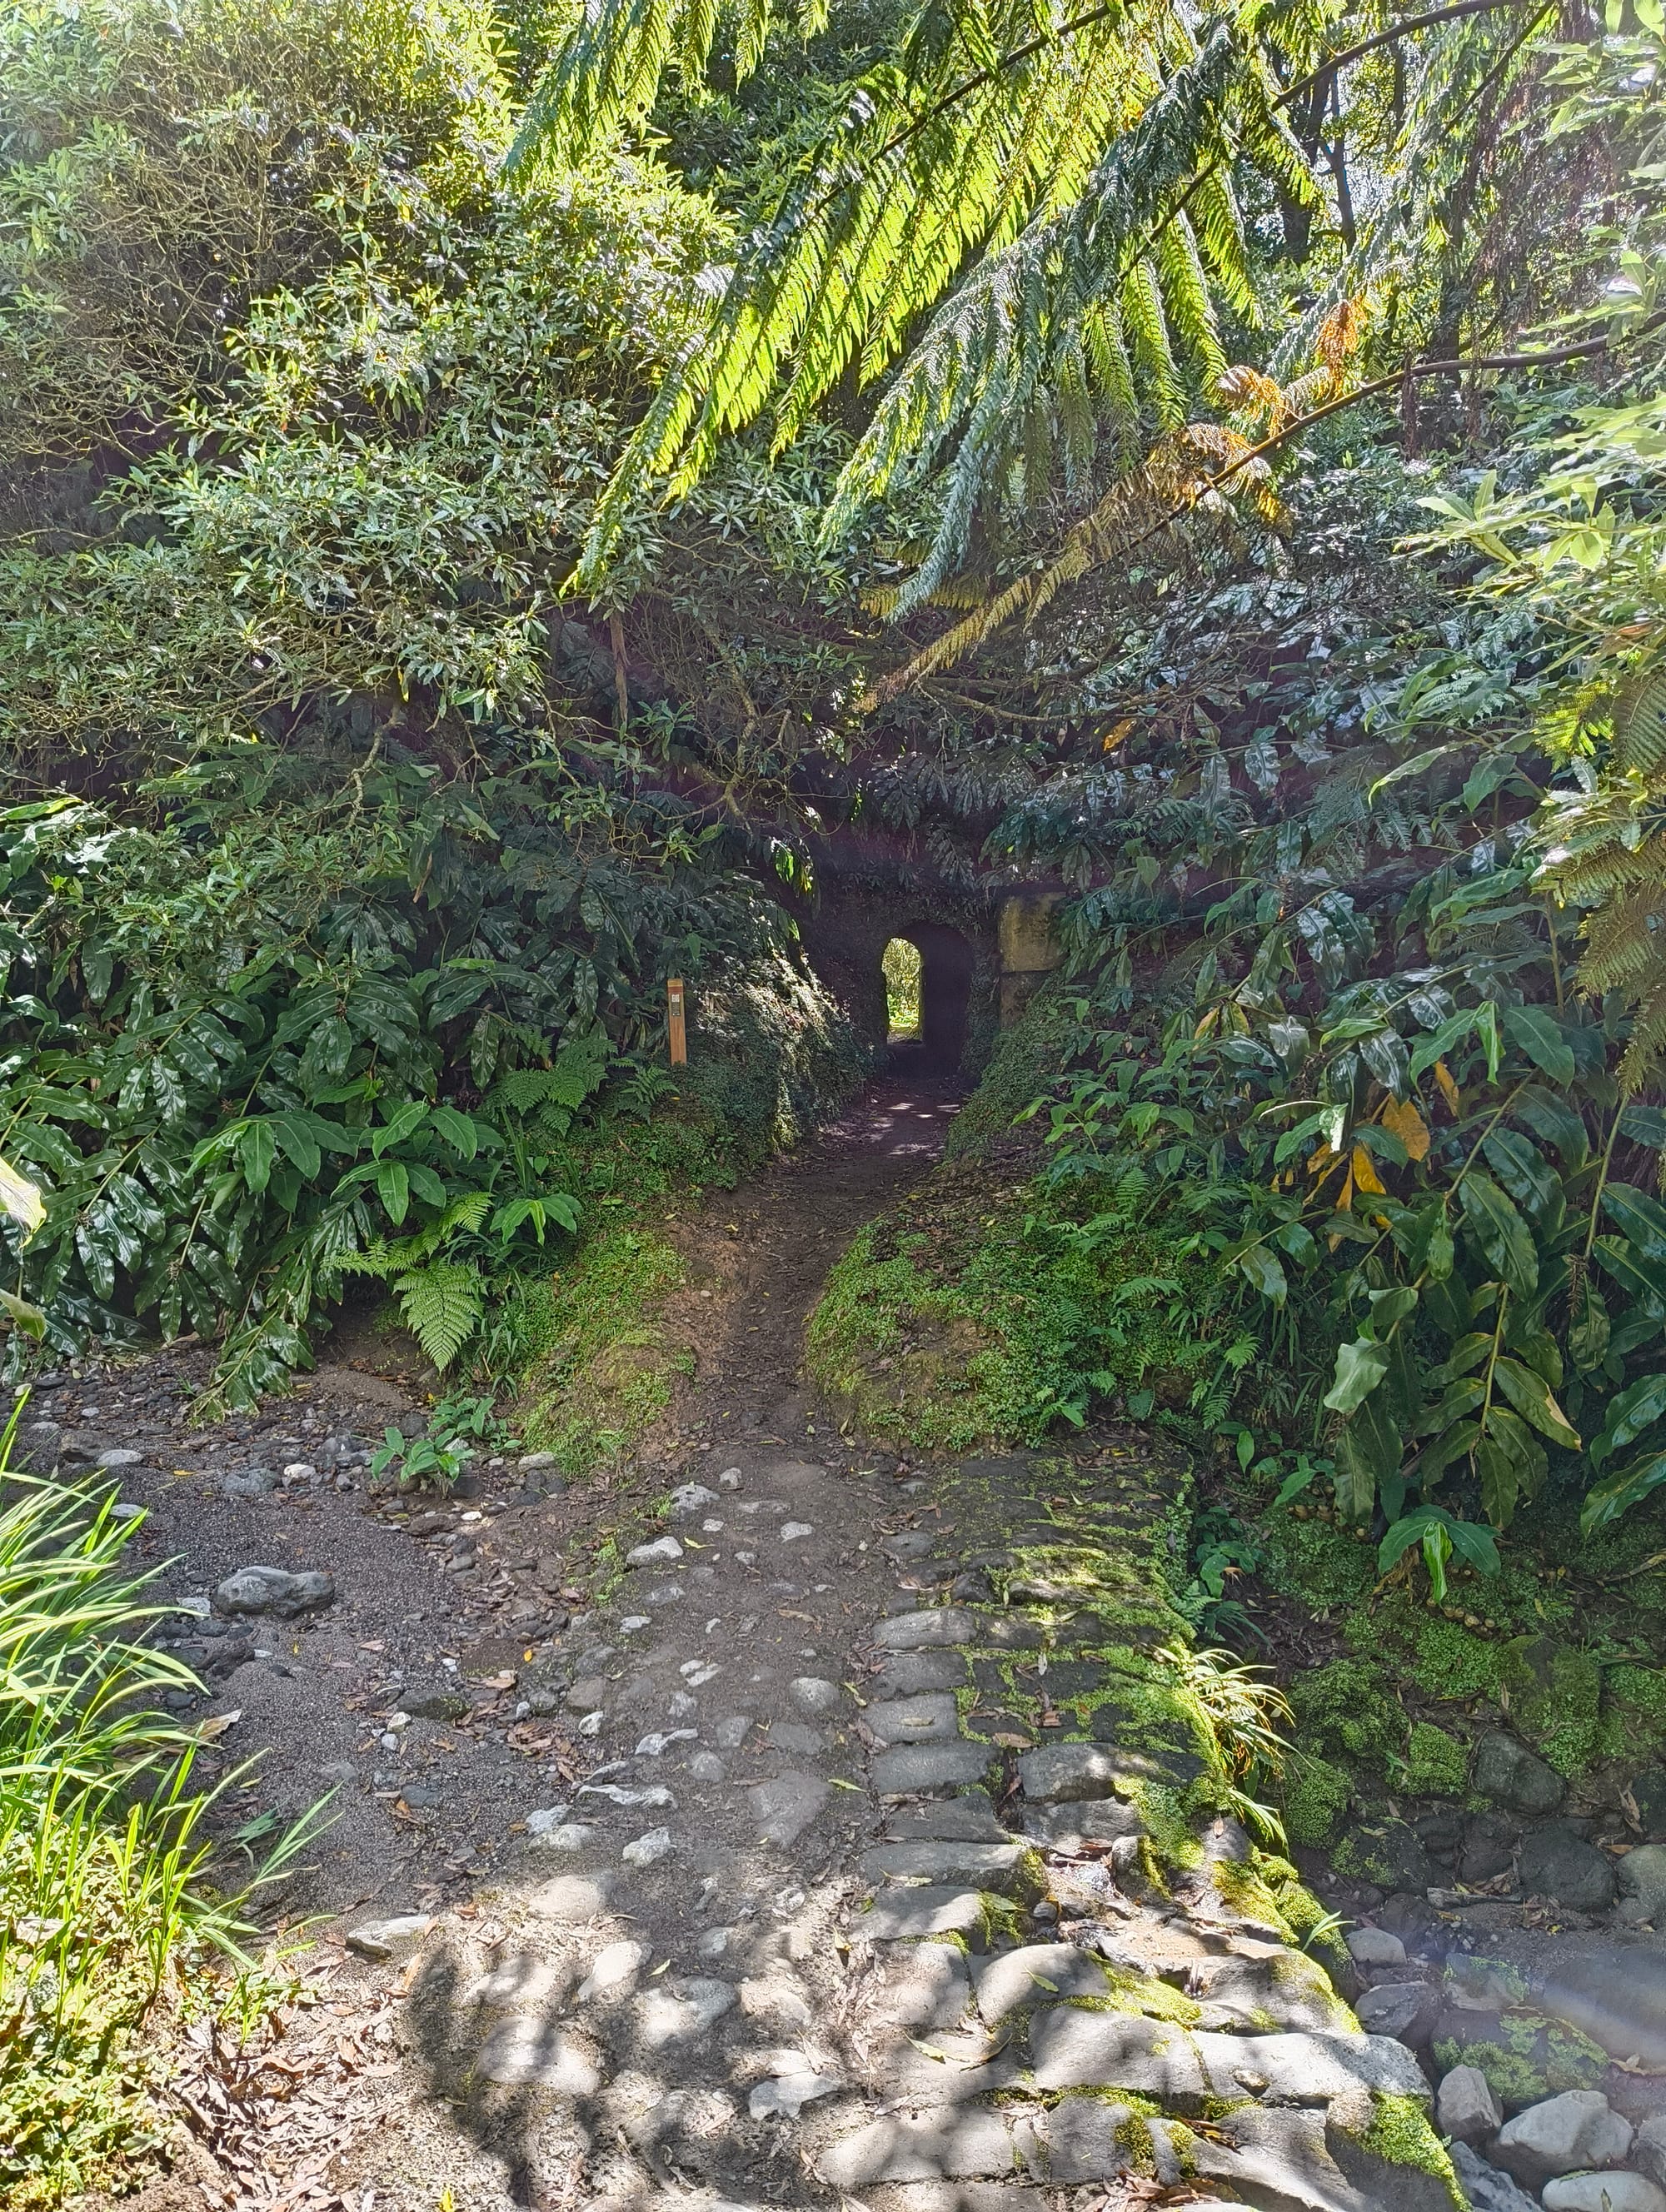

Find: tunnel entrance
<box><xmin>882</xmin><ymin>924</ymin><xmax>973</xmax><ymax>1074</ymax></box>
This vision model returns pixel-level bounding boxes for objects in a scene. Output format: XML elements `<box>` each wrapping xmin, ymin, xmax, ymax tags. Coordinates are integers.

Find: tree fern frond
<box><xmin>1614</xmin><ymin>665</ymin><xmax>1666</xmax><ymax>778</ymax></box>
<box><xmin>862</xmin><ymin>419</ymin><xmax>1279</xmax><ymax>701</ymax></box>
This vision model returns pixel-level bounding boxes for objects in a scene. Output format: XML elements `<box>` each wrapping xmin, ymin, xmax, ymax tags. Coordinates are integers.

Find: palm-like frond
<box><xmin>576</xmin><ymin>10</ymin><xmax>1317</xmax><ymax>596</ymax></box>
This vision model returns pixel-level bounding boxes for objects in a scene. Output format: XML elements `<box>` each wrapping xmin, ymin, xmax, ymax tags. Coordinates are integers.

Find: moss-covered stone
<box><xmin>1344</xmin><ymin>2093</ymin><xmax>1466</xmax><ymax>2209</ymax></box>
<box><xmin>1431</xmin><ymin>2008</ymin><xmax>1609</xmax><ymax>2105</ymax></box>
<box><xmin>1497</xmin><ymin>1634</ymin><xmax>1601</xmax><ymax>1778</ymax></box>
<box><xmin>1284</xmin><ymin>1753</ymin><xmax>1354</xmax><ymax>1847</ymax></box>
<box><xmin>1288</xmin><ymin>1657</ymin><xmax>1406</xmax><ymax>1771</ymax></box>
<box><xmin>1404</xmin><ymin>1721</ymin><xmax>1469</xmax><ymax>1797</ymax></box>
<box><xmin>1331</xmin><ymin>1817</ymin><xmax>1432</xmax><ymax>1893</ymax></box>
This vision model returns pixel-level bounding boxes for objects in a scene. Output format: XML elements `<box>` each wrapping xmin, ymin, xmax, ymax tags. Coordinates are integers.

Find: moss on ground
<box><xmin>1284</xmin><ymin>1752</ymin><xmax>1353</xmax><ymax>1847</ymax></box>
<box><xmin>1404</xmin><ymin>1720</ymin><xmax>1468</xmax><ymax>1796</ymax></box>
<box><xmin>515</xmin><ymin>1227</ymin><xmax>691</xmax><ymax>1471</ymax></box>
<box><xmin>1287</xmin><ymin>1657</ymin><xmax>1405</xmax><ymax>1772</ymax></box>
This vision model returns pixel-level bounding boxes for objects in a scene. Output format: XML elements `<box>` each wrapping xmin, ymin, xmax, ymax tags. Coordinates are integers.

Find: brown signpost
<box><xmin>667</xmin><ymin>977</ymin><xmax>687</xmax><ymax>1066</ymax></box>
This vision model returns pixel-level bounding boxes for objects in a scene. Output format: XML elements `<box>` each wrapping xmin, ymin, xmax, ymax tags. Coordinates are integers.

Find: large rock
<box><xmin>1346</xmin><ymin>1927</ymin><xmax>1407</xmax><ymax>1969</ymax></box>
<box><xmin>817</xmin><ymin>2109</ymin><xmax>1013</xmax><ymax>2186</ymax></box>
<box><xmin>1542</xmin><ymin>2178</ymin><xmax>1666</xmax><ymax>2212</ymax></box>
<box><xmin>871</xmin><ymin>1741</ymin><xmax>992</xmax><ymax>1797</ymax></box>
<box><xmin>750</xmin><ymin>1771</ymin><xmax>830</xmax><ymax>1848</ymax></box>
<box><xmin>1519</xmin><ymin>1824</ymin><xmax>1617</xmax><ymax>1914</ymax></box>
<box><xmin>1438</xmin><ymin>2064</ymin><xmax>1504</xmax><ymax>2142</ymax></box>
<box><xmin>1619</xmin><ymin>1842</ymin><xmax>1666</xmax><ymax>1926</ymax></box>
<box><xmin>859</xmin><ymin>1887</ymin><xmax>996</xmax><ymax>1948</ymax></box>
<box><xmin>1356</xmin><ymin>1980</ymin><xmax>1440</xmax><ymax>2045</ymax></box>
<box><xmin>1494</xmin><ymin>2092</ymin><xmax>1633</xmax><ymax>2185</ymax></box>
<box><xmin>873</xmin><ymin>1608</ymin><xmax>980</xmax><ymax>1651</ymax></box>
<box><xmin>216</xmin><ymin>1564</ymin><xmax>335</xmax><ymax>1617</ymax></box>
<box><xmin>858</xmin><ymin>1840</ymin><xmax>1042</xmax><ymax>1900</ymax></box>
<box><xmin>1185</xmin><ymin>2100</ymin><xmax>1464</xmax><ymax>2212</ymax></box>
<box><xmin>1450</xmin><ymin>2141</ymin><xmax>1544</xmax><ymax>2212</ymax></box>
<box><xmin>1029</xmin><ymin>2009</ymin><xmax>1428</xmax><ymax>2109</ymax></box>
<box><xmin>1540</xmin><ymin>1946</ymin><xmax>1666</xmax><ymax>2066</ymax></box>
<box><xmin>972</xmin><ymin>1944</ymin><xmax>1110</xmax><ymax>2025</ymax></box>
<box><xmin>866</xmin><ymin>1693</ymin><xmax>961</xmax><ymax>1745</ymax></box>
<box><xmin>1017</xmin><ymin>1741</ymin><xmax>1146</xmax><ymax>1804</ymax></box>
<box><xmin>1474</xmin><ymin>1730</ymin><xmax>1565</xmax><ymax>1816</ymax></box>
<box><xmin>1638</xmin><ymin>2113</ymin><xmax>1666</xmax><ymax>2190</ymax></box>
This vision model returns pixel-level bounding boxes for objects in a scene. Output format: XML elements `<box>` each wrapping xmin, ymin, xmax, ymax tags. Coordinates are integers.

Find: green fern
<box><xmin>393</xmin><ymin>1261</ymin><xmax>486</xmax><ymax>1372</ymax></box>
<box><xmin>576</xmin><ymin>15</ymin><xmax>1316</xmax><ymax>603</ymax></box>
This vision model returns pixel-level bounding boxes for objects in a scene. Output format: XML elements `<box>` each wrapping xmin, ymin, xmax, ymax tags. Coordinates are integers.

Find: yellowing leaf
<box><xmin>1307</xmin><ymin>1143</ymin><xmax>1339</xmax><ymax>1178</ymax></box>
<box><xmin>1337</xmin><ymin>1169</ymin><xmax>1354</xmax><ymax>1213</ymax></box>
<box><xmin>1350</xmin><ymin>1145</ymin><xmax>1387</xmax><ymax>1196</ymax></box>
<box><xmin>1380</xmin><ymin>1095</ymin><xmax>1430</xmax><ymax>1162</ymax></box>
<box><xmin>1434</xmin><ymin>1060</ymin><xmax>1460</xmax><ymax>1115</ymax></box>
<box><xmin>0</xmin><ymin>1153</ymin><xmax>44</xmax><ymax>1236</ymax></box>
<box><xmin>196</xmin><ymin>1709</ymin><xmax>242</xmax><ymax>1743</ymax></box>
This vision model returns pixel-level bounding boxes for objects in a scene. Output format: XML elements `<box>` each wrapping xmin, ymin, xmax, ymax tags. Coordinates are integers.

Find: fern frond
<box><xmin>1614</xmin><ymin>666</ymin><xmax>1666</xmax><ymax>779</ymax></box>
<box><xmin>393</xmin><ymin>1262</ymin><xmax>485</xmax><ymax>1373</ymax></box>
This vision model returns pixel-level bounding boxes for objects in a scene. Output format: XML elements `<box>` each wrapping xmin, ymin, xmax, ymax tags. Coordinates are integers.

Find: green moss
<box><xmin>1599</xmin><ymin>1664</ymin><xmax>1666</xmax><ymax>1763</ymax></box>
<box><xmin>1331</xmin><ymin>1818</ymin><xmax>1430</xmax><ymax>1893</ymax></box>
<box><xmin>516</xmin><ymin>1227</ymin><xmax>690</xmax><ymax>1470</ymax></box>
<box><xmin>1432</xmin><ymin>2010</ymin><xmax>1609</xmax><ymax>2104</ymax></box>
<box><xmin>1284</xmin><ymin>1753</ymin><xmax>1353</xmax><ymax>1846</ymax></box>
<box><xmin>1288</xmin><ymin>1658</ymin><xmax>1405</xmax><ymax>1771</ymax></box>
<box><xmin>1496</xmin><ymin>1635</ymin><xmax>1601</xmax><ymax>1778</ymax></box>
<box><xmin>1094</xmin><ymin>1967</ymin><xmax>1204</xmax><ymax>2026</ymax></box>
<box><xmin>1259</xmin><ymin>1513</ymin><xmax>1379</xmax><ymax>1610</ymax></box>
<box><xmin>1347</xmin><ymin>1598</ymin><xmax>1504</xmax><ymax>1706</ymax></box>
<box><xmin>1345</xmin><ymin>2093</ymin><xmax>1465</xmax><ymax>2207</ymax></box>
<box><xmin>1404</xmin><ymin>1721</ymin><xmax>1469</xmax><ymax>1797</ymax></box>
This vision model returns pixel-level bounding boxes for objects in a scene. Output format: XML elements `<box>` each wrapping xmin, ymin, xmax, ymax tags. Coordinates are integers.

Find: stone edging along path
<box><xmin>342</xmin><ymin>1442</ymin><xmax>1462</xmax><ymax>2212</ymax></box>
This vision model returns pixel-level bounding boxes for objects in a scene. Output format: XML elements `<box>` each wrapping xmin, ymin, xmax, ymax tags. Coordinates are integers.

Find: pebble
<box><xmin>626</xmin><ymin>1536</ymin><xmax>683</xmax><ymax>1567</ymax></box>
<box><xmin>719</xmin><ymin>1467</ymin><xmax>742</xmax><ymax>1488</ymax></box>
<box><xmin>619</xmin><ymin>1615</ymin><xmax>650</xmax><ymax>1632</ymax></box>
<box><xmin>215</xmin><ymin>1565</ymin><xmax>335</xmax><ymax>1617</ymax></box>
<box><xmin>621</xmin><ymin>1826</ymin><xmax>674</xmax><ymax>1866</ymax></box>
<box><xmin>689</xmin><ymin>1751</ymin><xmax>727</xmax><ymax>1781</ymax></box>
<box><xmin>780</xmin><ymin>1522</ymin><xmax>813</xmax><ymax>1541</ymax></box>
<box><xmin>576</xmin><ymin>1940</ymin><xmax>646</xmax><ymax>2000</ymax></box>
<box><xmin>96</xmin><ymin>1447</ymin><xmax>143</xmax><ymax>1469</ymax></box>
<box><xmin>748</xmin><ymin>2072</ymin><xmax>843</xmax><ymax>2120</ymax></box>
<box><xmin>282</xmin><ymin>1461</ymin><xmax>317</xmax><ymax>1482</ymax></box>
<box><xmin>525</xmin><ymin>1806</ymin><xmax>571</xmax><ymax>1836</ymax></box>
<box><xmin>222</xmin><ymin>1467</ymin><xmax>278</xmax><ymax>1499</ymax></box>
<box><xmin>670</xmin><ymin>1483</ymin><xmax>720</xmax><ymax>1513</ymax></box>
<box><xmin>345</xmin><ymin>1914</ymin><xmax>434</xmax><ymax>1959</ymax></box>
<box><xmin>789</xmin><ymin>1676</ymin><xmax>840</xmax><ymax>1716</ymax></box>
<box><xmin>636</xmin><ymin>1729</ymin><xmax>696</xmax><ymax>1757</ymax></box>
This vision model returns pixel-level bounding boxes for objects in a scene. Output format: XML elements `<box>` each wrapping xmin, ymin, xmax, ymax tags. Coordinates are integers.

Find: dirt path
<box><xmin>37</xmin><ymin>1083</ymin><xmax>1514</xmax><ymax>2212</ymax></box>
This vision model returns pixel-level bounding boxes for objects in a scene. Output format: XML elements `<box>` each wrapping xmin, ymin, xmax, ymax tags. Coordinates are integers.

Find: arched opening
<box><xmin>882</xmin><ymin>924</ymin><xmax>973</xmax><ymax>1074</ymax></box>
<box><xmin>882</xmin><ymin>936</ymin><xmax>922</xmax><ymax>1043</ymax></box>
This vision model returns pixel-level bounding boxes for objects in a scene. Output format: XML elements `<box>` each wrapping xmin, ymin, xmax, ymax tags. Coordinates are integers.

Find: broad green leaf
<box><xmin>1605</xmin><ymin>1183</ymin><xmax>1666</xmax><ymax>1267</ymax></box>
<box><xmin>377</xmin><ymin>1160</ymin><xmax>410</xmax><ymax>1225</ymax></box>
<box><xmin>1492</xmin><ymin>1358</ymin><xmax>1580</xmax><ymax>1450</ymax></box>
<box><xmin>1324</xmin><ymin>1337</ymin><xmax>1390</xmax><ymax>1414</ymax></box>
<box><xmin>0</xmin><ymin>1288</ymin><xmax>47</xmax><ymax>1338</ymax></box>
<box><xmin>1515</xmin><ymin>1084</ymin><xmax>1589</xmax><ymax>1168</ymax></box>
<box><xmin>1476</xmin><ymin>1407</ymin><xmax>1546</xmax><ymax>1527</ymax></box>
<box><xmin>406</xmin><ymin>1163</ymin><xmax>448</xmax><ymax>1208</ymax></box>
<box><xmin>1459</xmin><ymin>1174</ymin><xmax>1538</xmax><ymax>1299</ymax></box>
<box><xmin>430</xmin><ymin>1104</ymin><xmax>480</xmax><ymax>1160</ymax></box>
<box><xmin>1235</xmin><ymin>1244</ymin><xmax>1287</xmax><ymax>1304</ymax></box>
<box><xmin>1502</xmin><ymin>1005</ymin><xmax>1576</xmax><ymax>1085</ymax></box>
<box><xmin>238</xmin><ymin>1119</ymin><xmax>275</xmax><ymax>1193</ymax></box>
<box><xmin>1482</xmin><ymin>1129</ymin><xmax>1560</xmax><ymax>1220</ymax></box>
<box><xmin>1334</xmin><ymin>1395</ymin><xmax>1399</xmax><ymax>1521</ymax></box>
<box><xmin>372</xmin><ymin>1101</ymin><xmax>429</xmax><ymax>1158</ymax></box>
<box><xmin>1593</xmin><ymin>1233</ymin><xmax>1666</xmax><ymax>1318</ymax></box>
<box><xmin>270</xmin><ymin>1112</ymin><xmax>322</xmax><ymax>1180</ymax></box>
<box><xmin>1583</xmin><ymin>1451</ymin><xmax>1666</xmax><ymax>1533</ymax></box>
<box><xmin>1589</xmin><ymin>1372</ymin><xmax>1666</xmax><ymax>1471</ymax></box>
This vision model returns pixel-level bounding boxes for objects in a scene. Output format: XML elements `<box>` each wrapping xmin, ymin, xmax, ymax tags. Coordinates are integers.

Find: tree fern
<box><xmin>574</xmin><ymin>11</ymin><xmax>1318</xmax><ymax>600</ymax></box>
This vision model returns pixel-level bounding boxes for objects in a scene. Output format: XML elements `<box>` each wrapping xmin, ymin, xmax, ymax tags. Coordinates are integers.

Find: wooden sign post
<box><xmin>667</xmin><ymin>977</ymin><xmax>687</xmax><ymax>1066</ymax></box>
